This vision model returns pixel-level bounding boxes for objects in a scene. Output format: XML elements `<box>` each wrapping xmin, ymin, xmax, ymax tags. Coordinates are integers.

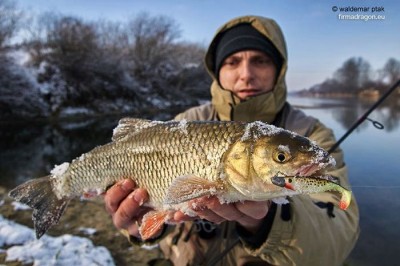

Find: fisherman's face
<box><xmin>219</xmin><ymin>50</ymin><xmax>277</xmax><ymax>100</ymax></box>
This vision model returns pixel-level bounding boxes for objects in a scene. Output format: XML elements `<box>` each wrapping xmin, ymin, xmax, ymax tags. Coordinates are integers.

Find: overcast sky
<box><xmin>17</xmin><ymin>0</ymin><xmax>400</xmax><ymax>91</ymax></box>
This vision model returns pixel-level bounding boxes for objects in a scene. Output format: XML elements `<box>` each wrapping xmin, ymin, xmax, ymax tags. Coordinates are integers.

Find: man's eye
<box><xmin>255</xmin><ymin>58</ymin><xmax>271</xmax><ymax>65</ymax></box>
<box><xmin>224</xmin><ymin>60</ymin><xmax>238</xmax><ymax>66</ymax></box>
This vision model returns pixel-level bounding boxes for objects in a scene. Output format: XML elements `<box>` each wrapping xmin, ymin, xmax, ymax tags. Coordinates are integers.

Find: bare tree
<box><xmin>96</xmin><ymin>19</ymin><xmax>127</xmax><ymax>54</ymax></box>
<box><xmin>23</xmin><ymin>12</ymin><xmax>58</xmax><ymax>67</ymax></box>
<box><xmin>333</xmin><ymin>57</ymin><xmax>372</xmax><ymax>92</ymax></box>
<box><xmin>46</xmin><ymin>16</ymin><xmax>98</xmax><ymax>76</ymax></box>
<box><xmin>126</xmin><ymin>12</ymin><xmax>181</xmax><ymax>79</ymax></box>
<box><xmin>380</xmin><ymin>58</ymin><xmax>400</xmax><ymax>84</ymax></box>
<box><xmin>0</xmin><ymin>0</ymin><xmax>23</xmax><ymax>49</ymax></box>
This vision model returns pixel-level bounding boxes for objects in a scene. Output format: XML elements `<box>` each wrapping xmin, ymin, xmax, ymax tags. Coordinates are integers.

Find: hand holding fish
<box><xmin>104</xmin><ymin>179</ymin><xmax>155</xmax><ymax>239</ymax></box>
<box><xmin>173</xmin><ymin>197</ymin><xmax>270</xmax><ymax>234</ymax></box>
<box><xmin>105</xmin><ymin>179</ymin><xmax>270</xmax><ymax>239</ymax></box>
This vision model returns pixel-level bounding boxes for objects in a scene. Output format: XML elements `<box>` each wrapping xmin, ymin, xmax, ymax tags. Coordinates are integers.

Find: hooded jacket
<box><xmin>130</xmin><ymin>15</ymin><xmax>360</xmax><ymax>266</ymax></box>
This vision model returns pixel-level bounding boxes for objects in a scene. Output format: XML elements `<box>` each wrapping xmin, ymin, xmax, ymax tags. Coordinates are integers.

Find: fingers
<box><xmin>188</xmin><ymin>196</ymin><xmax>270</xmax><ymax>230</ymax></box>
<box><xmin>104</xmin><ymin>179</ymin><xmax>269</xmax><ymax>237</ymax></box>
<box><xmin>191</xmin><ymin>197</ymin><xmax>232</xmax><ymax>224</ymax></box>
<box><xmin>112</xmin><ymin>188</ymin><xmax>149</xmax><ymax>229</ymax></box>
<box><xmin>173</xmin><ymin>211</ymin><xmax>196</xmax><ymax>222</ymax></box>
<box><xmin>105</xmin><ymin>179</ymin><xmax>136</xmax><ymax>214</ymax></box>
<box><xmin>104</xmin><ymin>179</ymin><xmax>151</xmax><ymax>237</ymax></box>
<box><xmin>234</xmin><ymin>200</ymin><xmax>270</xmax><ymax>232</ymax></box>
<box><xmin>235</xmin><ymin>200</ymin><xmax>270</xmax><ymax>220</ymax></box>
<box><xmin>114</xmin><ymin>190</ymin><xmax>152</xmax><ymax>237</ymax></box>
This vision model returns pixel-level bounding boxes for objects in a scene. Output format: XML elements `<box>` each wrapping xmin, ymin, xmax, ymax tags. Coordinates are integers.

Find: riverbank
<box><xmin>0</xmin><ymin>186</ymin><xmax>161</xmax><ymax>265</ymax></box>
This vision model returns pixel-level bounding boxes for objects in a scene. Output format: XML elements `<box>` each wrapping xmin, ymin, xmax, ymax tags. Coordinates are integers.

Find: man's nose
<box><xmin>239</xmin><ymin>62</ymin><xmax>254</xmax><ymax>81</ymax></box>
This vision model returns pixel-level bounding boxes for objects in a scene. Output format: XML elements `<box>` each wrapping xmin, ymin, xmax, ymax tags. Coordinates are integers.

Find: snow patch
<box><xmin>241</xmin><ymin>121</ymin><xmax>284</xmax><ymax>141</ymax></box>
<box><xmin>59</xmin><ymin>107</ymin><xmax>95</xmax><ymax>118</ymax></box>
<box><xmin>170</xmin><ymin>119</ymin><xmax>189</xmax><ymax>134</ymax></box>
<box><xmin>50</xmin><ymin>162</ymin><xmax>70</xmax><ymax>177</ymax></box>
<box><xmin>8</xmin><ymin>50</ymin><xmax>31</xmax><ymax>66</ymax></box>
<box><xmin>177</xmin><ymin>119</ymin><xmax>188</xmax><ymax>134</ymax></box>
<box><xmin>11</xmin><ymin>201</ymin><xmax>31</xmax><ymax>211</ymax></box>
<box><xmin>78</xmin><ymin>227</ymin><xmax>97</xmax><ymax>236</ymax></box>
<box><xmin>0</xmin><ymin>216</ymin><xmax>114</xmax><ymax>266</ymax></box>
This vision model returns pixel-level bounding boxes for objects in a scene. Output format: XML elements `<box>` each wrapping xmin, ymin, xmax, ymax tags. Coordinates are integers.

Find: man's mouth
<box><xmin>237</xmin><ymin>89</ymin><xmax>261</xmax><ymax>98</ymax></box>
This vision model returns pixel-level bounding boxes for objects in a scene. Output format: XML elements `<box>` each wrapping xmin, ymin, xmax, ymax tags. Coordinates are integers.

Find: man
<box><xmin>105</xmin><ymin>15</ymin><xmax>359</xmax><ymax>265</ymax></box>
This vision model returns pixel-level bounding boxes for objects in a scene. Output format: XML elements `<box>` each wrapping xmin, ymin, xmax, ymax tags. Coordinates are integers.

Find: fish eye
<box><xmin>288</xmin><ymin>178</ymin><xmax>293</xmax><ymax>183</ymax></box>
<box><xmin>273</xmin><ymin>151</ymin><xmax>291</xmax><ymax>163</ymax></box>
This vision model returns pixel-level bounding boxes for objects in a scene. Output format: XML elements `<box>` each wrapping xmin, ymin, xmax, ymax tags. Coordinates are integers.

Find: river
<box><xmin>1</xmin><ymin>95</ymin><xmax>399</xmax><ymax>266</ymax></box>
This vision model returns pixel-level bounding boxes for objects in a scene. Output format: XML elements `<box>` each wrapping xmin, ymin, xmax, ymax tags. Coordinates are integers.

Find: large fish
<box><xmin>9</xmin><ymin>118</ymin><xmax>346</xmax><ymax>240</ymax></box>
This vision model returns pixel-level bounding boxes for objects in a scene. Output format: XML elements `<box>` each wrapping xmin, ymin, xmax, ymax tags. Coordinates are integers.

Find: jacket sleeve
<box><xmin>240</xmin><ymin>121</ymin><xmax>360</xmax><ymax>266</ymax></box>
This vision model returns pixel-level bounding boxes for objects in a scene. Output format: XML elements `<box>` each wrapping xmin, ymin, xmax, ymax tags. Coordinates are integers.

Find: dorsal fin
<box><xmin>112</xmin><ymin>118</ymin><xmax>157</xmax><ymax>141</ymax></box>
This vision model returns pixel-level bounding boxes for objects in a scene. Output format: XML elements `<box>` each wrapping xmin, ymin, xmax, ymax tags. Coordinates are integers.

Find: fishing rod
<box><xmin>328</xmin><ymin>79</ymin><xmax>400</xmax><ymax>154</ymax></box>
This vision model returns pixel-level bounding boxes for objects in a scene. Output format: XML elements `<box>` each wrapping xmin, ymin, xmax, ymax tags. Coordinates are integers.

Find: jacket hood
<box><xmin>205</xmin><ymin>15</ymin><xmax>288</xmax><ymax>123</ymax></box>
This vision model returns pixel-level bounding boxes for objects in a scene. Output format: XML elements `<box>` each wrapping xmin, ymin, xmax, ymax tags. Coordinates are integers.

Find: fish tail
<box><xmin>339</xmin><ymin>189</ymin><xmax>352</xmax><ymax>210</ymax></box>
<box><xmin>8</xmin><ymin>176</ymin><xmax>69</xmax><ymax>239</ymax></box>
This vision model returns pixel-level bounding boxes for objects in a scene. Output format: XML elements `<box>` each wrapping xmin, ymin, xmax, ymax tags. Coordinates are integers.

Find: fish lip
<box><xmin>295</xmin><ymin>155</ymin><xmax>334</xmax><ymax>176</ymax></box>
<box><xmin>295</xmin><ymin>164</ymin><xmax>320</xmax><ymax>176</ymax></box>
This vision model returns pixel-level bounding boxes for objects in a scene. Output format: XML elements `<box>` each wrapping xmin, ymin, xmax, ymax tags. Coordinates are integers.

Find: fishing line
<box><xmin>351</xmin><ymin>185</ymin><xmax>400</xmax><ymax>189</ymax></box>
<box><xmin>328</xmin><ymin>79</ymin><xmax>400</xmax><ymax>154</ymax></box>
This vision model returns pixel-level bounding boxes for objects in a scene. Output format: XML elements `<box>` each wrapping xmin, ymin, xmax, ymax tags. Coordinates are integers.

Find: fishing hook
<box><xmin>366</xmin><ymin>118</ymin><xmax>384</xmax><ymax>130</ymax></box>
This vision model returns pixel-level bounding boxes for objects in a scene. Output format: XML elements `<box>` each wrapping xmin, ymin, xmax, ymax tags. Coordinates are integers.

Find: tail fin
<box><xmin>8</xmin><ymin>176</ymin><xmax>69</xmax><ymax>239</ymax></box>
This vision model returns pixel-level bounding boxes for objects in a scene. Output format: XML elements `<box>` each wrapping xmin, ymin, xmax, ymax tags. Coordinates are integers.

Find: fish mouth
<box><xmin>272</xmin><ymin>163</ymin><xmax>320</xmax><ymax>182</ymax></box>
<box><xmin>295</xmin><ymin>164</ymin><xmax>321</xmax><ymax>176</ymax></box>
<box><xmin>295</xmin><ymin>154</ymin><xmax>335</xmax><ymax>177</ymax></box>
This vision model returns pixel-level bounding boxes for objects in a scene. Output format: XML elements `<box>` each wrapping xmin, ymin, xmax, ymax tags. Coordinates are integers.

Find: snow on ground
<box><xmin>0</xmin><ymin>215</ymin><xmax>115</xmax><ymax>266</ymax></box>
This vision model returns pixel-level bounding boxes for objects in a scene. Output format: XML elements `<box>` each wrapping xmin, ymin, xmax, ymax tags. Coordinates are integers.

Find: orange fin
<box><xmin>164</xmin><ymin>175</ymin><xmax>225</xmax><ymax>205</ymax></box>
<box><xmin>139</xmin><ymin>210</ymin><xmax>169</xmax><ymax>240</ymax></box>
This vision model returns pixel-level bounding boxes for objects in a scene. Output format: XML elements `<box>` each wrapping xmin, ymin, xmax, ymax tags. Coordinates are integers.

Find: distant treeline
<box><xmin>295</xmin><ymin>57</ymin><xmax>400</xmax><ymax>97</ymax></box>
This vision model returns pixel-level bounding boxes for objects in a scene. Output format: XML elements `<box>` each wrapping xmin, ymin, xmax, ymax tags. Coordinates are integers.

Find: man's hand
<box><xmin>174</xmin><ymin>196</ymin><xmax>270</xmax><ymax>234</ymax></box>
<box><xmin>104</xmin><ymin>179</ymin><xmax>152</xmax><ymax>238</ymax></box>
<box><xmin>105</xmin><ymin>179</ymin><xmax>270</xmax><ymax>238</ymax></box>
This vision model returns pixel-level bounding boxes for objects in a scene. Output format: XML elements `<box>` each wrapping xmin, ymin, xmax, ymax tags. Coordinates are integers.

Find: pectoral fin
<box><xmin>164</xmin><ymin>175</ymin><xmax>225</xmax><ymax>205</ymax></box>
<box><xmin>140</xmin><ymin>210</ymin><xmax>169</xmax><ymax>241</ymax></box>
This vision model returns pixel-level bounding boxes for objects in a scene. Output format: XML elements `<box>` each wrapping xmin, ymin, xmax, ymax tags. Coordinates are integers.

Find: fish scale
<box><xmin>60</xmin><ymin>121</ymin><xmax>242</xmax><ymax>208</ymax></box>
<box><xmin>8</xmin><ymin>118</ymin><xmax>348</xmax><ymax>240</ymax></box>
